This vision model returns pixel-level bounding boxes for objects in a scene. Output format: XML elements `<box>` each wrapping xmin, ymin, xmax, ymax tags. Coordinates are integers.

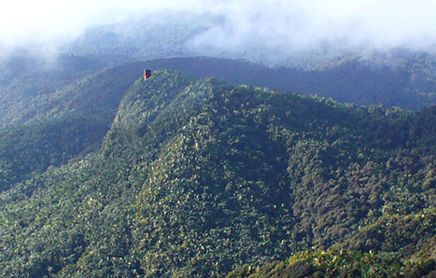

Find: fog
<box><xmin>190</xmin><ymin>0</ymin><xmax>436</xmax><ymax>52</ymax></box>
<box><xmin>2</xmin><ymin>0</ymin><xmax>436</xmax><ymax>59</ymax></box>
<box><xmin>0</xmin><ymin>0</ymin><xmax>201</xmax><ymax>49</ymax></box>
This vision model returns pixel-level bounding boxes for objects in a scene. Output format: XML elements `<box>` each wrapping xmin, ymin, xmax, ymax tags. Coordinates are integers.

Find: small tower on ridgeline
<box><xmin>144</xmin><ymin>69</ymin><xmax>152</xmax><ymax>80</ymax></box>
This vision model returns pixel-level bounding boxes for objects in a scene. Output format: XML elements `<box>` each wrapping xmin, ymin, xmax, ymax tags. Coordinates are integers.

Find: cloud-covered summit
<box><xmin>2</xmin><ymin>0</ymin><xmax>436</xmax><ymax>59</ymax></box>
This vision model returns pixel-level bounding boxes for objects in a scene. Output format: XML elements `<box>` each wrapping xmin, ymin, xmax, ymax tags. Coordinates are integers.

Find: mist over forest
<box><xmin>3</xmin><ymin>0</ymin><xmax>436</xmax><ymax>63</ymax></box>
<box><xmin>2</xmin><ymin>1</ymin><xmax>436</xmax><ymax>277</ymax></box>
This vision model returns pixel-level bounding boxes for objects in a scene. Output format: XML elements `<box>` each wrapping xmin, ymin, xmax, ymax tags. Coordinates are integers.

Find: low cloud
<box><xmin>0</xmin><ymin>0</ymin><xmax>204</xmax><ymax>54</ymax></box>
<box><xmin>190</xmin><ymin>0</ymin><xmax>436</xmax><ymax>55</ymax></box>
<box><xmin>2</xmin><ymin>0</ymin><xmax>436</xmax><ymax>60</ymax></box>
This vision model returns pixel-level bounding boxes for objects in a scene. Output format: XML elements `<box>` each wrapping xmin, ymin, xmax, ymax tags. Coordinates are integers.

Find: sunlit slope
<box><xmin>1</xmin><ymin>70</ymin><xmax>436</xmax><ymax>277</ymax></box>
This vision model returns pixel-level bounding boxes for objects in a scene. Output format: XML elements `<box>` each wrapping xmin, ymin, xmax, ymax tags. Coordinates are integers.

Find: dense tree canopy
<box><xmin>1</xmin><ymin>70</ymin><xmax>436</xmax><ymax>277</ymax></box>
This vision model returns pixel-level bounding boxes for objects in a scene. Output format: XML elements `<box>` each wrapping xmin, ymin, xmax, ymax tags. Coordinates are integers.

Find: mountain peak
<box><xmin>1</xmin><ymin>66</ymin><xmax>436</xmax><ymax>277</ymax></box>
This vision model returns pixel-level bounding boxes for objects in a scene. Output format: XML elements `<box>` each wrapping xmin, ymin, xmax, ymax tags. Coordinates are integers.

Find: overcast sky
<box><xmin>2</xmin><ymin>0</ymin><xmax>436</xmax><ymax>55</ymax></box>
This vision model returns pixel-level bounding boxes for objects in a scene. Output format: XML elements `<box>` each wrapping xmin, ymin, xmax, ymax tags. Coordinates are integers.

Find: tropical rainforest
<box><xmin>2</xmin><ymin>19</ymin><xmax>436</xmax><ymax>276</ymax></box>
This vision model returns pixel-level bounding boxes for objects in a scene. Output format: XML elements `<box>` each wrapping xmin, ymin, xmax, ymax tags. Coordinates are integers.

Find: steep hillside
<box><xmin>4</xmin><ymin>55</ymin><xmax>436</xmax><ymax>191</ymax></box>
<box><xmin>1</xmin><ymin>70</ymin><xmax>436</xmax><ymax>277</ymax></box>
<box><xmin>0</xmin><ymin>54</ymin><xmax>136</xmax><ymax>126</ymax></box>
<box><xmin>0</xmin><ymin>62</ymin><xmax>145</xmax><ymax>191</ymax></box>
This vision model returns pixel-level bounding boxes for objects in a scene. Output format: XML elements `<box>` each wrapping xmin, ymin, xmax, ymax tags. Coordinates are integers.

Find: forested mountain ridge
<box><xmin>0</xmin><ymin>62</ymin><xmax>147</xmax><ymax>191</ymax></box>
<box><xmin>3</xmin><ymin>54</ymin><xmax>436</xmax><ymax>114</ymax></box>
<box><xmin>144</xmin><ymin>56</ymin><xmax>436</xmax><ymax>109</ymax></box>
<box><xmin>3</xmin><ymin>54</ymin><xmax>436</xmax><ymax>192</ymax></box>
<box><xmin>1</xmin><ymin>70</ymin><xmax>436</xmax><ymax>277</ymax></box>
<box><xmin>61</xmin><ymin>12</ymin><xmax>436</xmax><ymax>109</ymax></box>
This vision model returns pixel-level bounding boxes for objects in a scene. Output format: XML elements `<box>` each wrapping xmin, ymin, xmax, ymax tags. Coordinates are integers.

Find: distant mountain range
<box><xmin>0</xmin><ymin>53</ymin><xmax>436</xmax><ymax>191</ymax></box>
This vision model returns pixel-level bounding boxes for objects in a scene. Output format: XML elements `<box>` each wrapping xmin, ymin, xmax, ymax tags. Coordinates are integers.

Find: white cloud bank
<box><xmin>1</xmin><ymin>0</ymin><xmax>436</xmax><ymax>55</ymax></box>
<box><xmin>191</xmin><ymin>0</ymin><xmax>436</xmax><ymax>52</ymax></box>
<box><xmin>0</xmin><ymin>0</ymin><xmax>204</xmax><ymax>46</ymax></box>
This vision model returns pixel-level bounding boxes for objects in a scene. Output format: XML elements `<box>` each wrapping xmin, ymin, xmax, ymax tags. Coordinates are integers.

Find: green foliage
<box><xmin>1</xmin><ymin>70</ymin><xmax>436</xmax><ymax>277</ymax></box>
<box><xmin>0</xmin><ymin>61</ymin><xmax>147</xmax><ymax>191</ymax></box>
<box><xmin>228</xmin><ymin>249</ymin><xmax>436</xmax><ymax>277</ymax></box>
<box><xmin>1</xmin><ymin>54</ymin><xmax>436</xmax><ymax>193</ymax></box>
<box><xmin>0</xmin><ymin>116</ymin><xmax>108</xmax><ymax>191</ymax></box>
